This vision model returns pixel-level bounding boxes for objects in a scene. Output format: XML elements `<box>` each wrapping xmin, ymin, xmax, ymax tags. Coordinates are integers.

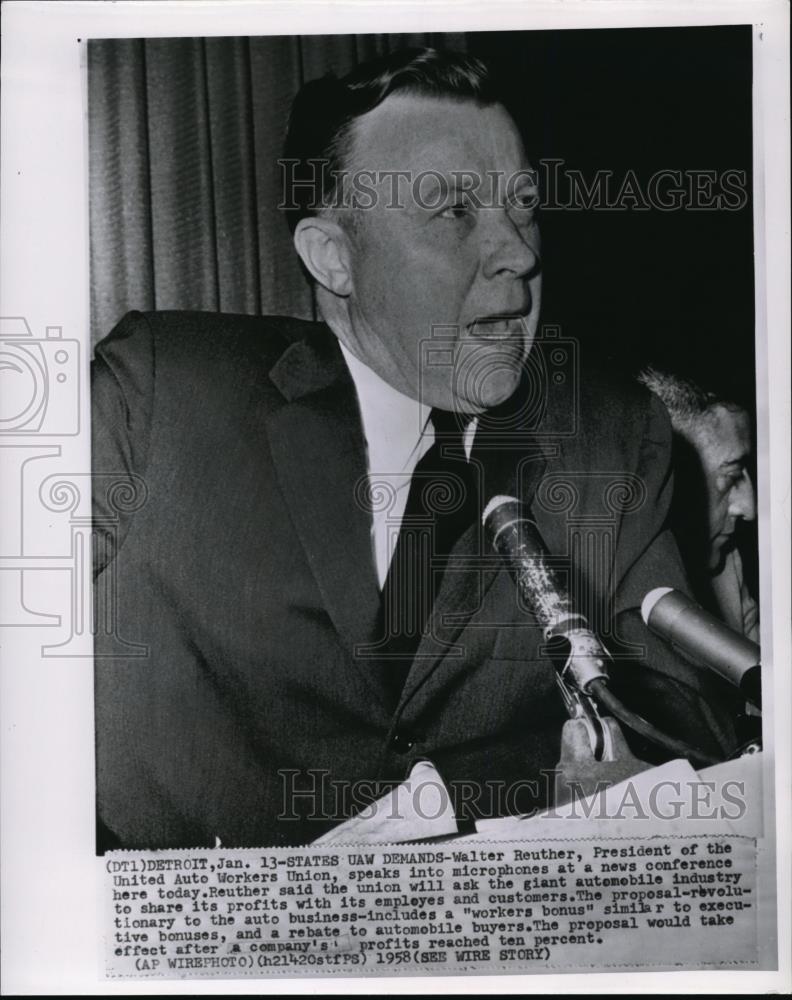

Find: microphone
<box><xmin>641</xmin><ymin>587</ymin><xmax>761</xmax><ymax>708</ymax></box>
<box><xmin>482</xmin><ymin>494</ymin><xmax>613</xmax><ymax>760</ymax></box>
<box><xmin>483</xmin><ymin>495</ymin><xmax>724</xmax><ymax>770</ymax></box>
<box><xmin>482</xmin><ymin>495</ymin><xmax>610</xmax><ymax>695</ymax></box>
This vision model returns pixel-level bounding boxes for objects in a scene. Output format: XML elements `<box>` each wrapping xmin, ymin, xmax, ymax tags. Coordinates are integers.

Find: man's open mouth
<box><xmin>467</xmin><ymin>314</ymin><xmax>528</xmax><ymax>340</ymax></box>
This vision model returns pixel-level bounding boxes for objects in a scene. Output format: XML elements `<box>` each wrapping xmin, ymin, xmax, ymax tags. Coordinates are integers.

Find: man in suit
<box><xmin>93</xmin><ymin>48</ymin><xmax>739</xmax><ymax>850</ymax></box>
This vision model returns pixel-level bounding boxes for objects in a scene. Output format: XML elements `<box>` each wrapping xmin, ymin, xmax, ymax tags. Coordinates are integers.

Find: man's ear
<box><xmin>293</xmin><ymin>217</ymin><xmax>353</xmax><ymax>296</ymax></box>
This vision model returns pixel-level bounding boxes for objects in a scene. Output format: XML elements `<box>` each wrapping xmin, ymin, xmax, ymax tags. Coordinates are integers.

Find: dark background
<box><xmin>469</xmin><ymin>26</ymin><xmax>755</xmax><ymax>409</ymax></box>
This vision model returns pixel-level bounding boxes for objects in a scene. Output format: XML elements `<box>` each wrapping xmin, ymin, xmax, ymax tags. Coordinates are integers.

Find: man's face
<box><xmin>687</xmin><ymin>405</ymin><xmax>756</xmax><ymax>570</ymax></box>
<box><xmin>336</xmin><ymin>93</ymin><xmax>541</xmax><ymax>413</ymax></box>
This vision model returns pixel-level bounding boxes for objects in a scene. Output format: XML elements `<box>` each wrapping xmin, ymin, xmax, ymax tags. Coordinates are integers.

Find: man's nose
<box><xmin>730</xmin><ymin>472</ymin><xmax>756</xmax><ymax>522</ymax></box>
<box><xmin>480</xmin><ymin>209</ymin><xmax>541</xmax><ymax>280</ymax></box>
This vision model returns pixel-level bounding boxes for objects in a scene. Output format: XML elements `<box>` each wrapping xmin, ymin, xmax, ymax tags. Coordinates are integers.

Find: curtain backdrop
<box><xmin>88</xmin><ymin>33</ymin><xmax>467</xmax><ymax>346</ymax></box>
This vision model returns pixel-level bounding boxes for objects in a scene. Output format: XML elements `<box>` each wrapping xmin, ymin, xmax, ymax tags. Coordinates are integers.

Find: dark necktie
<box><xmin>377</xmin><ymin>407</ymin><xmax>478</xmax><ymax>703</ymax></box>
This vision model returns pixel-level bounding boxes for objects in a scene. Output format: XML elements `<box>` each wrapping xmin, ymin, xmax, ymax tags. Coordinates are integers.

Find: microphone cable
<box><xmin>586</xmin><ymin>678</ymin><xmax>719</xmax><ymax>768</ymax></box>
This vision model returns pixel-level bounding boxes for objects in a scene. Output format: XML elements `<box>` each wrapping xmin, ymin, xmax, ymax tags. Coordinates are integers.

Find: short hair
<box><xmin>638</xmin><ymin>367</ymin><xmax>744</xmax><ymax>436</ymax></box>
<box><xmin>281</xmin><ymin>47</ymin><xmax>501</xmax><ymax>234</ymax></box>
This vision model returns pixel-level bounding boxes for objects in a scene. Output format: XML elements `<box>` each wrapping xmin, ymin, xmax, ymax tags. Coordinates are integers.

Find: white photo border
<box><xmin>1</xmin><ymin>1</ymin><xmax>789</xmax><ymax>995</ymax></box>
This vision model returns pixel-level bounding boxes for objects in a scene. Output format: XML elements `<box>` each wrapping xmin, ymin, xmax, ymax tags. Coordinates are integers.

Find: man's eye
<box><xmin>438</xmin><ymin>201</ymin><xmax>472</xmax><ymax>220</ymax></box>
<box><xmin>509</xmin><ymin>196</ymin><xmax>539</xmax><ymax>223</ymax></box>
<box><xmin>721</xmin><ymin>471</ymin><xmax>744</xmax><ymax>491</ymax></box>
<box><xmin>510</xmin><ymin>189</ymin><xmax>540</xmax><ymax>208</ymax></box>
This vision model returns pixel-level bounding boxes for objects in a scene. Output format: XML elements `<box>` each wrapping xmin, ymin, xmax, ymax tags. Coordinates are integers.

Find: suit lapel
<box><xmin>265</xmin><ymin>329</ymin><xmax>384</xmax><ymax>701</ymax></box>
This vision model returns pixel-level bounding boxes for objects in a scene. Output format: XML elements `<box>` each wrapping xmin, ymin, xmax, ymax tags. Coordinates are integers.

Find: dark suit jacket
<box><xmin>92</xmin><ymin>311</ymin><xmax>739</xmax><ymax>849</ymax></box>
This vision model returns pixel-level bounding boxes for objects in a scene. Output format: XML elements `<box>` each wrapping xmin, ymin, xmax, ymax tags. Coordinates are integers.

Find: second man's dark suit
<box><xmin>92</xmin><ymin>310</ymin><xmax>739</xmax><ymax>849</ymax></box>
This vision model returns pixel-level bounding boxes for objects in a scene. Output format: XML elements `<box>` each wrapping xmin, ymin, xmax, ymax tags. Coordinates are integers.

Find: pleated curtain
<box><xmin>88</xmin><ymin>33</ymin><xmax>467</xmax><ymax>347</ymax></box>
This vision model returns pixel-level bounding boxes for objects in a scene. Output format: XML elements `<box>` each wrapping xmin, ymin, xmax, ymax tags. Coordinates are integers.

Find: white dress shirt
<box><xmin>339</xmin><ymin>342</ymin><xmax>476</xmax><ymax>588</ymax></box>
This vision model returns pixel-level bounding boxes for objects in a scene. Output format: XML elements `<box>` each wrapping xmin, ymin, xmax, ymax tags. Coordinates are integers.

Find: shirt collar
<box><xmin>339</xmin><ymin>341</ymin><xmax>431</xmax><ymax>475</ymax></box>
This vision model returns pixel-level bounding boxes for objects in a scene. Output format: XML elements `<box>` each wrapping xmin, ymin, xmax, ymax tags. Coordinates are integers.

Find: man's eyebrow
<box><xmin>409</xmin><ymin>169</ymin><xmax>540</xmax><ymax>211</ymax></box>
<box><xmin>431</xmin><ymin>174</ymin><xmax>473</xmax><ymax>196</ymax></box>
<box><xmin>410</xmin><ymin>173</ymin><xmax>478</xmax><ymax>208</ymax></box>
<box><xmin>438</xmin><ymin>172</ymin><xmax>539</xmax><ymax>196</ymax></box>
